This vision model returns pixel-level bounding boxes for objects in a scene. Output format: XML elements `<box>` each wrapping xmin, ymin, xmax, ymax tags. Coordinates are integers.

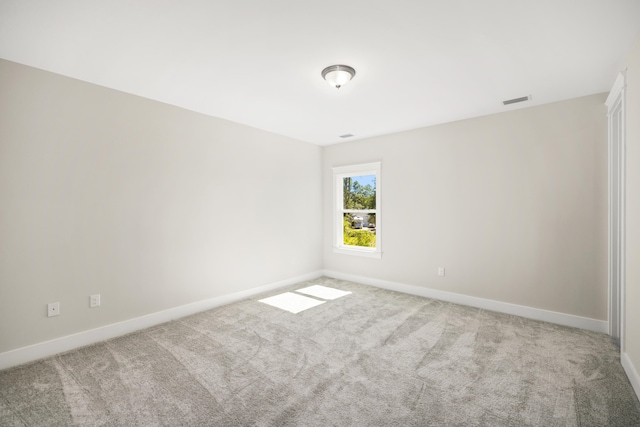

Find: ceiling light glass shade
<box><xmin>321</xmin><ymin>65</ymin><xmax>356</xmax><ymax>89</ymax></box>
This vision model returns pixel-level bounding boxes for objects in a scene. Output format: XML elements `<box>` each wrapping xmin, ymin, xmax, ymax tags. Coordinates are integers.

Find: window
<box><xmin>333</xmin><ymin>162</ymin><xmax>381</xmax><ymax>258</ymax></box>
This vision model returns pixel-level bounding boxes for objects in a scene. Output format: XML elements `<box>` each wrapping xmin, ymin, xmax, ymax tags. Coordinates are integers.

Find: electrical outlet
<box><xmin>438</xmin><ymin>267</ymin><xmax>446</xmax><ymax>277</ymax></box>
<box><xmin>48</xmin><ymin>302</ymin><xmax>60</xmax><ymax>317</ymax></box>
<box><xmin>90</xmin><ymin>294</ymin><xmax>101</xmax><ymax>308</ymax></box>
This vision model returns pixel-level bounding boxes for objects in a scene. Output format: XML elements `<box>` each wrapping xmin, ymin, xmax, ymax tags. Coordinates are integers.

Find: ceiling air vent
<box><xmin>503</xmin><ymin>95</ymin><xmax>531</xmax><ymax>105</ymax></box>
<box><xmin>339</xmin><ymin>134</ymin><xmax>354</xmax><ymax>138</ymax></box>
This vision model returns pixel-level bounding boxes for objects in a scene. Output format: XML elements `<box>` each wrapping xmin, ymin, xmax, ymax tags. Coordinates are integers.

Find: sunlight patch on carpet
<box><xmin>259</xmin><ymin>292</ymin><xmax>325</xmax><ymax>314</ymax></box>
<box><xmin>295</xmin><ymin>285</ymin><xmax>352</xmax><ymax>300</ymax></box>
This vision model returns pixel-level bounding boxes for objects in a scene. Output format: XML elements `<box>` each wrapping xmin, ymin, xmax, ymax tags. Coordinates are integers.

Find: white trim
<box><xmin>332</xmin><ymin>246</ymin><xmax>382</xmax><ymax>258</ymax></box>
<box><xmin>622</xmin><ymin>352</ymin><xmax>640</xmax><ymax>402</ymax></box>
<box><xmin>323</xmin><ymin>270</ymin><xmax>608</xmax><ymax>333</ymax></box>
<box><xmin>332</xmin><ymin>162</ymin><xmax>381</xmax><ymax>175</ymax></box>
<box><xmin>605</xmin><ymin>70</ymin><xmax>627</xmax><ymax>107</ymax></box>
<box><xmin>607</xmin><ymin>71</ymin><xmax>627</xmax><ymax>349</ymax></box>
<box><xmin>0</xmin><ymin>271</ymin><xmax>323</xmax><ymax>371</ymax></box>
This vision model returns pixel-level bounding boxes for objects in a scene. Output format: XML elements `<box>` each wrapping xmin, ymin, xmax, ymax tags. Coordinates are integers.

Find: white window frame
<box><xmin>333</xmin><ymin>162</ymin><xmax>381</xmax><ymax>258</ymax></box>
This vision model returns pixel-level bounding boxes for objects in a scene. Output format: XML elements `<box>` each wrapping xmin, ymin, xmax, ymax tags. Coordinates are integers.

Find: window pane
<box><xmin>343</xmin><ymin>212</ymin><xmax>376</xmax><ymax>248</ymax></box>
<box><xmin>343</xmin><ymin>175</ymin><xmax>376</xmax><ymax>210</ymax></box>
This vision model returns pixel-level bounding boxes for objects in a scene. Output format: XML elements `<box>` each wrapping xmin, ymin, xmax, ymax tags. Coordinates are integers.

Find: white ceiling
<box><xmin>1</xmin><ymin>1</ymin><xmax>639</xmax><ymax>146</ymax></box>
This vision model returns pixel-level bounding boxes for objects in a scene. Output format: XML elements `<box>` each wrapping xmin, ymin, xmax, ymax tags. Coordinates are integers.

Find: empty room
<box><xmin>1</xmin><ymin>0</ymin><xmax>640</xmax><ymax>425</ymax></box>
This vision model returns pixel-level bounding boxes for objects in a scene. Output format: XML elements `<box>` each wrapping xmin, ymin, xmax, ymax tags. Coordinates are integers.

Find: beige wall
<box><xmin>0</xmin><ymin>59</ymin><xmax>323</xmax><ymax>353</ymax></box>
<box><xmin>624</xmin><ymin>33</ymin><xmax>640</xmax><ymax>382</ymax></box>
<box><xmin>324</xmin><ymin>94</ymin><xmax>608</xmax><ymax>320</ymax></box>
<box><xmin>0</xmin><ymin>56</ymin><xmax>617</xmax><ymax>357</ymax></box>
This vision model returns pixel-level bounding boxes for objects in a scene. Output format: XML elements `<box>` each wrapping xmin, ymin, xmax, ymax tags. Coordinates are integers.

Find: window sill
<box><xmin>333</xmin><ymin>246</ymin><xmax>382</xmax><ymax>259</ymax></box>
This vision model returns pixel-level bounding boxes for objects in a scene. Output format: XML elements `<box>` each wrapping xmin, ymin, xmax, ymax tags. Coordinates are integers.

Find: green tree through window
<box><xmin>342</xmin><ymin>175</ymin><xmax>376</xmax><ymax>248</ymax></box>
<box><xmin>333</xmin><ymin>162</ymin><xmax>381</xmax><ymax>258</ymax></box>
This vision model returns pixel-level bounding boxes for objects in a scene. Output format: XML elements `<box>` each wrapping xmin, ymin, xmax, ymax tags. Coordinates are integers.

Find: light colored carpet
<box><xmin>1</xmin><ymin>277</ymin><xmax>639</xmax><ymax>426</ymax></box>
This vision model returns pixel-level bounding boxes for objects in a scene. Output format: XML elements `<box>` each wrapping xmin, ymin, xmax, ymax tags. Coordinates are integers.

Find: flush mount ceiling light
<box><xmin>321</xmin><ymin>65</ymin><xmax>356</xmax><ymax>89</ymax></box>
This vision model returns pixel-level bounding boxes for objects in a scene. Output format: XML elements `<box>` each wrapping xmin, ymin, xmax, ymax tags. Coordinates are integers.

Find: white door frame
<box><xmin>606</xmin><ymin>71</ymin><xmax>626</xmax><ymax>349</ymax></box>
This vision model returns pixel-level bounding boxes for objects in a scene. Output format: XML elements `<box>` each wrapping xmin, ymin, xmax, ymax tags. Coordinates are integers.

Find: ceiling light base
<box><xmin>322</xmin><ymin>65</ymin><xmax>356</xmax><ymax>89</ymax></box>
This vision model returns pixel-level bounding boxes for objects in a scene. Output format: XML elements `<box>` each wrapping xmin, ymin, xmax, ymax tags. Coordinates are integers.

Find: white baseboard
<box><xmin>622</xmin><ymin>352</ymin><xmax>640</xmax><ymax>401</ymax></box>
<box><xmin>323</xmin><ymin>270</ymin><xmax>608</xmax><ymax>334</ymax></box>
<box><xmin>1</xmin><ymin>270</ymin><xmax>609</xmax><ymax>371</ymax></box>
<box><xmin>0</xmin><ymin>271</ymin><xmax>323</xmax><ymax>371</ymax></box>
